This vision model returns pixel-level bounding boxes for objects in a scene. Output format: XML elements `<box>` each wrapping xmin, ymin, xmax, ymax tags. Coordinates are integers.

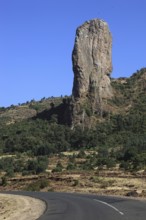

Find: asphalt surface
<box><xmin>3</xmin><ymin>191</ymin><xmax>146</xmax><ymax>220</ymax></box>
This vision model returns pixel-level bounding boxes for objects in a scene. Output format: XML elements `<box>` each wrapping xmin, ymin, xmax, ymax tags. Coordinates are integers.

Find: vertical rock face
<box><xmin>71</xmin><ymin>19</ymin><xmax>113</xmax><ymax>127</ymax></box>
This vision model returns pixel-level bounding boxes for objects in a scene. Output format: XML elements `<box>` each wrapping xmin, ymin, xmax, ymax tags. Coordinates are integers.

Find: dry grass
<box><xmin>1</xmin><ymin>152</ymin><xmax>146</xmax><ymax>199</ymax></box>
<box><xmin>0</xmin><ymin>194</ymin><xmax>46</xmax><ymax>220</ymax></box>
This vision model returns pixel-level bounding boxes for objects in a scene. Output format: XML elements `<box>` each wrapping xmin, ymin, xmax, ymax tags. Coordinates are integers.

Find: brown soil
<box><xmin>0</xmin><ymin>194</ymin><xmax>46</xmax><ymax>220</ymax></box>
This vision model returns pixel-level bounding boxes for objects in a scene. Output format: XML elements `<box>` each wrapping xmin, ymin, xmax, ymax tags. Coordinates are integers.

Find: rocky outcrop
<box><xmin>71</xmin><ymin>19</ymin><xmax>113</xmax><ymax>128</ymax></box>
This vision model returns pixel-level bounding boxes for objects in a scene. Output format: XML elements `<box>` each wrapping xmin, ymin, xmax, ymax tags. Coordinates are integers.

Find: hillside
<box><xmin>0</xmin><ymin>18</ymin><xmax>146</xmax><ymax>197</ymax></box>
<box><xmin>111</xmin><ymin>68</ymin><xmax>146</xmax><ymax>114</ymax></box>
<box><xmin>0</xmin><ymin>96</ymin><xmax>63</xmax><ymax>126</ymax></box>
<box><xmin>0</xmin><ymin>68</ymin><xmax>146</xmax><ymax>197</ymax></box>
<box><xmin>0</xmin><ymin>68</ymin><xmax>146</xmax><ymax>158</ymax></box>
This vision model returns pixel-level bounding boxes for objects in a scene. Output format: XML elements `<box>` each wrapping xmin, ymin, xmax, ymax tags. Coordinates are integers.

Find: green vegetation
<box><xmin>52</xmin><ymin>161</ymin><xmax>64</xmax><ymax>173</ymax></box>
<box><xmin>0</xmin><ymin>156</ymin><xmax>49</xmax><ymax>176</ymax></box>
<box><xmin>0</xmin><ymin>111</ymin><xmax>146</xmax><ymax>172</ymax></box>
<box><xmin>0</xmin><ymin>68</ymin><xmax>146</xmax><ymax>174</ymax></box>
<box><xmin>25</xmin><ymin>178</ymin><xmax>49</xmax><ymax>191</ymax></box>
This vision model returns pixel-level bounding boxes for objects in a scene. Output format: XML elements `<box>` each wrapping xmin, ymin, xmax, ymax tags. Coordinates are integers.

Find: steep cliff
<box><xmin>71</xmin><ymin>19</ymin><xmax>113</xmax><ymax>128</ymax></box>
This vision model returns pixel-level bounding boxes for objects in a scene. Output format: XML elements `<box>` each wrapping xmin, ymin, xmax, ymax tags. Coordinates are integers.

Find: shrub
<box><xmin>52</xmin><ymin>161</ymin><xmax>63</xmax><ymax>173</ymax></box>
<box><xmin>0</xmin><ymin>176</ymin><xmax>7</xmax><ymax>186</ymax></box>
<box><xmin>67</xmin><ymin>162</ymin><xmax>76</xmax><ymax>170</ymax></box>
<box><xmin>26</xmin><ymin>156</ymin><xmax>49</xmax><ymax>174</ymax></box>
<box><xmin>25</xmin><ymin>179</ymin><xmax>49</xmax><ymax>191</ymax></box>
<box><xmin>72</xmin><ymin>179</ymin><xmax>79</xmax><ymax>186</ymax></box>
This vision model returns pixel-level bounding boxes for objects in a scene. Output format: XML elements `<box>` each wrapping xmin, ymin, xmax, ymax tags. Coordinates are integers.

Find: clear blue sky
<box><xmin>0</xmin><ymin>0</ymin><xmax>146</xmax><ymax>107</ymax></box>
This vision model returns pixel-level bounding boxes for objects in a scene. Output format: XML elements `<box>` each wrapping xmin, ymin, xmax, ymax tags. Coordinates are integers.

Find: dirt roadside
<box><xmin>0</xmin><ymin>193</ymin><xmax>46</xmax><ymax>220</ymax></box>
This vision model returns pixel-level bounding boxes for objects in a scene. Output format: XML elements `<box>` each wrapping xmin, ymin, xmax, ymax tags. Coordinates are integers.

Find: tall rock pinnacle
<box><xmin>71</xmin><ymin>19</ymin><xmax>113</xmax><ymax>128</ymax></box>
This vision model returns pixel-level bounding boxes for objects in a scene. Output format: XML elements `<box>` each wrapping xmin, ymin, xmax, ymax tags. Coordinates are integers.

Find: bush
<box><xmin>72</xmin><ymin>179</ymin><xmax>79</xmax><ymax>186</ymax></box>
<box><xmin>25</xmin><ymin>179</ymin><xmax>49</xmax><ymax>191</ymax></box>
<box><xmin>26</xmin><ymin>156</ymin><xmax>49</xmax><ymax>174</ymax></box>
<box><xmin>77</xmin><ymin>150</ymin><xmax>86</xmax><ymax>158</ymax></box>
<box><xmin>52</xmin><ymin>161</ymin><xmax>63</xmax><ymax>173</ymax></box>
<box><xmin>67</xmin><ymin>162</ymin><xmax>76</xmax><ymax>170</ymax></box>
<box><xmin>0</xmin><ymin>176</ymin><xmax>7</xmax><ymax>186</ymax></box>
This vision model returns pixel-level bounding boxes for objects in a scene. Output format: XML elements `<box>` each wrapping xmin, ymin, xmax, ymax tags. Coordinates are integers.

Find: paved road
<box><xmin>5</xmin><ymin>191</ymin><xmax>146</xmax><ymax>220</ymax></box>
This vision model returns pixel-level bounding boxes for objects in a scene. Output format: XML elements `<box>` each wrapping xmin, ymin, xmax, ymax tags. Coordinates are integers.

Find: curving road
<box><xmin>5</xmin><ymin>191</ymin><xmax>146</xmax><ymax>220</ymax></box>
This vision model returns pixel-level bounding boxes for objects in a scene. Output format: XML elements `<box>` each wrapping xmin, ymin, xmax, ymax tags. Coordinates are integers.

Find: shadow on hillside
<box><xmin>33</xmin><ymin>99</ymin><xmax>72</xmax><ymax>126</ymax></box>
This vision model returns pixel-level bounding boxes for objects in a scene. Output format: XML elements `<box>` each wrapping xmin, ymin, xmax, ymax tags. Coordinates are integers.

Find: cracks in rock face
<box><xmin>91</xmin><ymin>36</ymin><xmax>98</xmax><ymax>69</ymax></box>
<box><xmin>71</xmin><ymin>19</ymin><xmax>113</xmax><ymax>128</ymax></box>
